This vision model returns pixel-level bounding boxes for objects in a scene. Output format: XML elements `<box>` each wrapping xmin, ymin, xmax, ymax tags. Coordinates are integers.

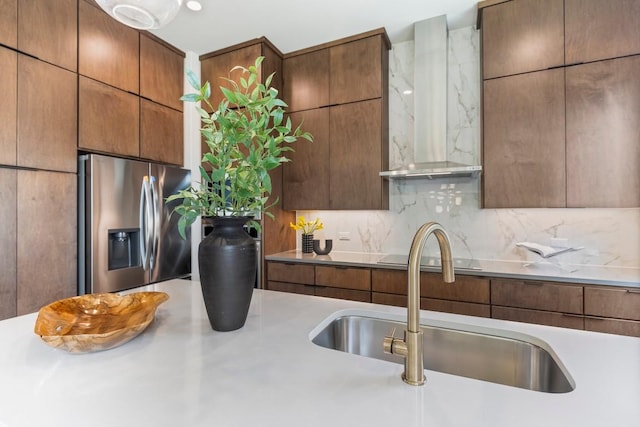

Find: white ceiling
<box><xmin>151</xmin><ymin>0</ymin><xmax>479</xmax><ymax>56</ymax></box>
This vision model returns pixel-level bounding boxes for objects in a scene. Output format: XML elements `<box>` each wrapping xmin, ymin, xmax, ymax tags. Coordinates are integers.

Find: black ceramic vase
<box><xmin>199</xmin><ymin>216</ymin><xmax>257</xmax><ymax>332</ymax></box>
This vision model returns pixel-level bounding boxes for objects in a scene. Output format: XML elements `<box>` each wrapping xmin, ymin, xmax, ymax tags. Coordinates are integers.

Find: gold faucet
<box><xmin>383</xmin><ymin>222</ymin><xmax>455</xmax><ymax>386</ymax></box>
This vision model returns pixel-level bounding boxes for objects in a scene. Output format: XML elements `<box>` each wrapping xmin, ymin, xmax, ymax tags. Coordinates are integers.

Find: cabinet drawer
<box><xmin>584</xmin><ymin>287</ymin><xmax>640</xmax><ymax>321</ymax></box>
<box><xmin>266</xmin><ymin>262</ymin><xmax>314</xmax><ymax>285</ymax></box>
<box><xmin>267</xmin><ymin>281</ymin><xmax>314</xmax><ymax>296</ymax></box>
<box><xmin>372</xmin><ymin>268</ymin><xmax>406</xmax><ymax>294</ymax></box>
<box><xmin>491</xmin><ymin>279</ymin><xmax>583</xmax><ymax>314</ymax></box>
<box><xmin>422</xmin><ymin>298</ymin><xmax>491</xmax><ymax>318</ymax></box>
<box><xmin>585</xmin><ymin>316</ymin><xmax>640</xmax><ymax>338</ymax></box>
<box><xmin>492</xmin><ymin>306</ymin><xmax>584</xmax><ymax>330</ymax></box>
<box><xmin>315</xmin><ymin>266</ymin><xmax>371</xmax><ymax>291</ymax></box>
<box><xmin>372</xmin><ymin>292</ymin><xmax>405</xmax><ymax>308</ymax></box>
<box><xmin>422</xmin><ymin>273</ymin><xmax>490</xmax><ymax>304</ymax></box>
<box><xmin>315</xmin><ymin>287</ymin><xmax>370</xmax><ymax>303</ymax></box>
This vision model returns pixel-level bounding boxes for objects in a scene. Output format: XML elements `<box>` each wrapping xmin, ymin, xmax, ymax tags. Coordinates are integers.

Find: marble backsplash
<box><xmin>297</xmin><ymin>26</ymin><xmax>640</xmax><ymax>268</ymax></box>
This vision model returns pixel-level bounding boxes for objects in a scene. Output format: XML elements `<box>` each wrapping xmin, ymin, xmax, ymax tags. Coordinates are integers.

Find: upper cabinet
<box><xmin>0</xmin><ymin>0</ymin><xmax>17</xmax><ymax>48</ymax></box>
<box><xmin>17</xmin><ymin>0</ymin><xmax>77</xmax><ymax>72</ymax></box>
<box><xmin>481</xmin><ymin>0</ymin><xmax>564</xmax><ymax>79</ymax></box>
<box><xmin>79</xmin><ymin>0</ymin><xmax>139</xmax><ymax>94</ymax></box>
<box><xmin>480</xmin><ymin>0</ymin><xmax>640</xmax><ymax>208</ymax></box>
<box><xmin>140</xmin><ymin>34</ymin><xmax>184</xmax><ymax>111</ymax></box>
<box><xmin>282</xmin><ymin>29</ymin><xmax>390</xmax><ymax>211</ymax></box>
<box><xmin>565</xmin><ymin>0</ymin><xmax>640</xmax><ymax>64</ymax></box>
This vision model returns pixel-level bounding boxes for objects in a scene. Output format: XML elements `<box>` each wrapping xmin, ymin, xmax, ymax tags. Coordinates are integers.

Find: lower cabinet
<box><xmin>492</xmin><ymin>306</ymin><xmax>585</xmax><ymax>330</ymax></box>
<box><xmin>0</xmin><ymin>169</ymin><xmax>17</xmax><ymax>320</ymax></box>
<box><xmin>584</xmin><ymin>286</ymin><xmax>640</xmax><ymax>337</ymax></box>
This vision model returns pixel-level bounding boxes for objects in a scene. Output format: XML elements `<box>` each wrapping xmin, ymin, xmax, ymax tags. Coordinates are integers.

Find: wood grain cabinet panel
<box><xmin>565</xmin><ymin>0</ymin><xmax>640</xmax><ymax>64</ymax></box>
<box><xmin>267</xmin><ymin>281</ymin><xmax>314</xmax><ymax>296</ymax></box>
<box><xmin>282</xmin><ymin>49</ymin><xmax>329</xmax><ymax>112</ymax></box>
<box><xmin>330</xmin><ymin>35</ymin><xmax>384</xmax><ymax>104</ymax></box>
<box><xmin>585</xmin><ymin>317</ymin><xmax>640</xmax><ymax>338</ymax></box>
<box><xmin>79</xmin><ymin>76</ymin><xmax>139</xmax><ymax>157</ymax></box>
<box><xmin>315</xmin><ymin>287</ymin><xmax>370</xmax><ymax>303</ymax></box>
<box><xmin>140</xmin><ymin>34</ymin><xmax>184</xmax><ymax>111</ymax></box>
<box><xmin>421</xmin><ymin>273</ymin><xmax>490</xmax><ymax>304</ymax></box>
<box><xmin>17</xmin><ymin>55</ymin><xmax>77</xmax><ymax>173</ymax></box>
<box><xmin>330</xmin><ymin>99</ymin><xmax>387</xmax><ymax>209</ymax></box>
<box><xmin>492</xmin><ymin>306</ymin><xmax>584</xmax><ymax>330</ymax></box>
<box><xmin>200</xmin><ymin>44</ymin><xmax>261</xmax><ymax>111</ymax></box>
<box><xmin>372</xmin><ymin>268</ymin><xmax>407</xmax><ymax>294</ymax></box>
<box><xmin>483</xmin><ymin>68</ymin><xmax>565</xmax><ymax>208</ymax></box>
<box><xmin>372</xmin><ymin>292</ymin><xmax>405</xmax><ymax>307</ymax></box>
<box><xmin>481</xmin><ymin>0</ymin><xmax>564</xmax><ymax>79</ymax></box>
<box><xmin>0</xmin><ymin>0</ymin><xmax>16</xmax><ymax>48</ymax></box>
<box><xmin>18</xmin><ymin>0</ymin><xmax>77</xmax><ymax>72</ymax></box>
<box><xmin>79</xmin><ymin>0</ymin><xmax>139</xmax><ymax>94</ymax></box>
<box><xmin>282</xmin><ymin>108</ymin><xmax>330</xmax><ymax>210</ymax></box>
<box><xmin>0</xmin><ymin>47</ymin><xmax>16</xmax><ymax>166</ymax></box>
<box><xmin>584</xmin><ymin>286</ymin><xmax>640</xmax><ymax>321</ymax></box>
<box><xmin>565</xmin><ymin>56</ymin><xmax>640</xmax><ymax>208</ymax></box>
<box><xmin>17</xmin><ymin>170</ymin><xmax>76</xmax><ymax>315</ymax></box>
<box><xmin>266</xmin><ymin>262</ymin><xmax>315</xmax><ymax>285</ymax></box>
<box><xmin>140</xmin><ymin>99</ymin><xmax>183</xmax><ymax>165</ymax></box>
<box><xmin>422</xmin><ymin>298</ymin><xmax>491</xmax><ymax>318</ymax></box>
<box><xmin>315</xmin><ymin>265</ymin><xmax>371</xmax><ymax>291</ymax></box>
<box><xmin>0</xmin><ymin>169</ymin><xmax>16</xmax><ymax>320</ymax></box>
<box><xmin>491</xmin><ymin>278</ymin><xmax>583</xmax><ymax>314</ymax></box>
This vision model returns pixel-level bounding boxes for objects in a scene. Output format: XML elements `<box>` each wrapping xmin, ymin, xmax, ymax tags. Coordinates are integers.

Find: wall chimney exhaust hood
<box><xmin>380</xmin><ymin>16</ymin><xmax>482</xmax><ymax>180</ymax></box>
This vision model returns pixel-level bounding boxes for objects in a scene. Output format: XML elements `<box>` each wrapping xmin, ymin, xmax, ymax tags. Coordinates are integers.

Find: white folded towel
<box><xmin>516</xmin><ymin>242</ymin><xmax>581</xmax><ymax>258</ymax></box>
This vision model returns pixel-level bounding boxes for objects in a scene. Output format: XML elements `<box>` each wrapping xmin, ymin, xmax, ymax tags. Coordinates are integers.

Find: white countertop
<box><xmin>266</xmin><ymin>250</ymin><xmax>640</xmax><ymax>287</ymax></box>
<box><xmin>1</xmin><ymin>280</ymin><xmax>639</xmax><ymax>427</ymax></box>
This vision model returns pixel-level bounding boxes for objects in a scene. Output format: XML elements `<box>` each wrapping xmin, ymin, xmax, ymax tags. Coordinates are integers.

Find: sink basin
<box><xmin>311</xmin><ymin>312</ymin><xmax>575</xmax><ymax>393</ymax></box>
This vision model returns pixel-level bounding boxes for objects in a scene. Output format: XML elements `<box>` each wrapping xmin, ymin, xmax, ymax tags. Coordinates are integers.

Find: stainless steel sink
<box><xmin>311</xmin><ymin>313</ymin><xmax>575</xmax><ymax>393</ymax></box>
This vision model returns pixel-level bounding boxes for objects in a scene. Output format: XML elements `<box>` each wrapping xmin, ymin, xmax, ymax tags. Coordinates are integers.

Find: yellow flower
<box><xmin>289</xmin><ymin>216</ymin><xmax>323</xmax><ymax>235</ymax></box>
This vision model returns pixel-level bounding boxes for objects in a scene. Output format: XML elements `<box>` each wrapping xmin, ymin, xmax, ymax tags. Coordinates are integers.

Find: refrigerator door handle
<box><xmin>139</xmin><ymin>176</ymin><xmax>153</xmax><ymax>270</ymax></box>
<box><xmin>150</xmin><ymin>175</ymin><xmax>160</xmax><ymax>270</ymax></box>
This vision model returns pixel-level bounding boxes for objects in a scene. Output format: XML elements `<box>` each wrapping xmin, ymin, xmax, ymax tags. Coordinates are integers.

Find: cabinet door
<box><xmin>0</xmin><ymin>47</ymin><xmax>16</xmax><ymax>166</ymax></box>
<box><xmin>491</xmin><ymin>278</ymin><xmax>583</xmax><ymax>314</ymax></box>
<box><xmin>566</xmin><ymin>56</ymin><xmax>640</xmax><ymax>208</ymax></box>
<box><xmin>282</xmin><ymin>108</ymin><xmax>330</xmax><ymax>210</ymax></box>
<box><xmin>481</xmin><ymin>0</ymin><xmax>564</xmax><ymax>79</ymax></box>
<box><xmin>0</xmin><ymin>169</ymin><xmax>16</xmax><ymax>320</ymax></box>
<box><xmin>565</xmin><ymin>0</ymin><xmax>640</xmax><ymax>64</ymax></box>
<box><xmin>585</xmin><ymin>317</ymin><xmax>640</xmax><ymax>338</ymax></box>
<box><xmin>140</xmin><ymin>99</ymin><xmax>183</xmax><ymax>165</ymax></box>
<box><xmin>17</xmin><ymin>55</ymin><xmax>77</xmax><ymax>173</ymax></box>
<box><xmin>140</xmin><ymin>34</ymin><xmax>184</xmax><ymax>111</ymax></box>
<box><xmin>79</xmin><ymin>0</ymin><xmax>139</xmax><ymax>94</ymax></box>
<box><xmin>200</xmin><ymin>44</ymin><xmax>261</xmax><ymax>111</ymax></box>
<box><xmin>0</xmin><ymin>0</ymin><xmax>17</xmax><ymax>48</ymax></box>
<box><xmin>315</xmin><ymin>287</ymin><xmax>370</xmax><ymax>303</ymax></box>
<box><xmin>421</xmin><ymin>273</ymin><xmax>490</xmax><ymax>304</ymax></box>
<box><xmin>282</xmin><ymin>49</ymin><xmax>329</xmax><ymax>112</ymax></box>
<box><xmin>330</xmin><ymin>99</ymin><xmax>386</xmax><ymax>209</ymax></box>
<box><xmin>18</xmin><ymin>0</ymin><xmax>77</xmax><ymax>72</ymax></box>
<box><xmin>422</xmin><ymin>298</ymin><xmax>491</xmax><ymax>318</ymax></box>
<box><xmin>330</xmin><ymin>36</ymin><xmax>384</xmax><ymax>104</ymax></box>
<box><xmin>584</xmin><ymin>287</ymin><xmax>640</xmax><ymax>321</ymax></box>
<box><xmin>483</xmin><ymin>68</ymin><xmax>565</xmax><ymax>208</ymax></box>
<box><xmin>266</xmin><ymin>262</ymin><xmax>315</xmax><ymax>285</ymax></box>
<box><xmin>372</xmin><ymin>268</ymin><xmax>406</xmax><ymax>294</ymax></box>
<box><xmin>267</xmin><ymin>281</ymin><xmax>314</xmax><ymax>296</ymax></box>
<box><xmin>17</xmin><ymin>170</ymin><xmax>76</xmax><ymax>315</ymax></box>
<box><xmin>492</xmin><ymin>306</ymin><xmax>584</xmax><ymax>330</ymax></box>
<box><xmin>79</xmin><ymin>76</ymin><xmax>139</xmax><ymax>157</ymax></box>
<box><xmin>315</xmin><ymin>265</ymin><xmax>371</xmax><ymax>291</ymax></box>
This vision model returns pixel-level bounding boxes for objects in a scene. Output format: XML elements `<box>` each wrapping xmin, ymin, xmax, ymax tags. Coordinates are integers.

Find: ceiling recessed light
<box><xmin>186</xmin><ymin>0</ymin><xmax>202</xmax><ymax>11</ymax></box>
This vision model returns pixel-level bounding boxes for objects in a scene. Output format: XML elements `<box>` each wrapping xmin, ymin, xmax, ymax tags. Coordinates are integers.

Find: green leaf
<box><xmin>180</xmin><ymin>93</ymin><xmax>200</xmax><ymax>102</ymax></box>
<box><xmin>185</xmin><ymin>69</ymin><xmax>201</xmax><ymax>91</ymax></box>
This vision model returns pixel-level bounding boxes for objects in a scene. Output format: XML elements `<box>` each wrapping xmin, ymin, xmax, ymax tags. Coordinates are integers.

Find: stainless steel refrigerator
<box><xmin>78</xmin><ymin>154</ymin><xmax>191</xmax><ymax>295</ymax></box>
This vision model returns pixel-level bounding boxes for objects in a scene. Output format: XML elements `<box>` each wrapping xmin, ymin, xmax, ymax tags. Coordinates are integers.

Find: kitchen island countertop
<box><xmin>0</xmin><ymin>279</ymin><xmax>639</xmax><ymax>426</ymax></box>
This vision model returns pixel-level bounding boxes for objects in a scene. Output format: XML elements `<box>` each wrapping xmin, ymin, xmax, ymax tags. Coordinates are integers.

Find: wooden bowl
<box><xmin>34</xmin><ymin>291</ymin><xmax>169</xmax><ymax>353</ymax></box>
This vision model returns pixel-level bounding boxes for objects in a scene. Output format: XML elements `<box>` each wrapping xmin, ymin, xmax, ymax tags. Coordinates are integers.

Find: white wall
<box><xmin>298</xmin><ymin>27</ymin><xmax>640</xmax><ymax>268</ymax></box>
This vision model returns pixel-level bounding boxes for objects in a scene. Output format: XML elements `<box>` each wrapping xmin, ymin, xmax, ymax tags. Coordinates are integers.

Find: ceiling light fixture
<box><xmin>186</xmin><ymin>1</ymin><xmax>202</xmax><ymax>11</ymax></box>
<box><xmin>95</xmin><ymin>0</ymin><xmax>184</xmax><ymax>30</ymax></box>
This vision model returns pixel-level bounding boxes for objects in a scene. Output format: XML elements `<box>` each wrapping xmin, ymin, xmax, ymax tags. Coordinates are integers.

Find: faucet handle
<box><xmin>383</xmin><ymin>327</ymin><xmax>408</xmax><ymax>356</ymax></box>
<box><xmin>383</xmin><ymin>327</ymin><xmax>397</xmax><ymax>354</ymax></box>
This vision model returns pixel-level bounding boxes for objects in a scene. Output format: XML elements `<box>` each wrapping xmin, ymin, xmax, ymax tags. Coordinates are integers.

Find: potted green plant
<box><xmin>168</xmin><ymin>56</ymin><xmax>312</xmax><ymax>331</ymax></box>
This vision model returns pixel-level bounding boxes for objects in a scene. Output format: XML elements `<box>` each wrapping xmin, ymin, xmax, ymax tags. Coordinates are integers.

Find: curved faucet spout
<box><xmin>384</xmin><ymin>221</ymin><xmax>455</xmax><ymax>386</ymax></box>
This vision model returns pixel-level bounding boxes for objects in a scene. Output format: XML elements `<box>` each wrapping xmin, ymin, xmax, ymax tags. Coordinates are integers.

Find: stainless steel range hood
<box><xmin>380</xmin><ymin>15</ymin><xmax>482</xmax><ymax>180</ymax></box>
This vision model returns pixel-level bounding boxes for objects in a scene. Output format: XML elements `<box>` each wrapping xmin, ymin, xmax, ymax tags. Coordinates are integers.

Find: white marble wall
<box><xmin>298</xmin><ymin>26</ymin><xmax>640</xmax><ymax>268</ymax></box>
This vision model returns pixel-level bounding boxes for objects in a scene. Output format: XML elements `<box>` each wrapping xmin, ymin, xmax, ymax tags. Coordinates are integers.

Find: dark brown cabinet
<box><xmin>0</xmin><ymin>168</ymin><xmax>16</xmax><ymax>320</ymax></box>
<box><xmin>79</xmin><ymin>0</ymin><xmax>139</xmax><ymax>94</ymax></box>
<box><xmin>481</xmin><ymin>0</ymin><xmax>564</xmax><ymax>79</ymax></box>
<box><xmin>17</xmin><ymin>170</ymin><xmax>76</xmax><ymax>315</ymax></box>
<box><xmin>492</xmin><ymin>306</ymin><xmax>585</xmax><ymax>330</ymax></box>
<box><xmin>0</xmin><ymin>47</ymin><xmax>16</xmax><ymax>167</ymax></box>
<box><xmin>282</xmin><ymin>49</ymin><xmax>329</xmax><ymax>112</ymax></box>
<box><xmin>17</xmin><ymin>0</ymin><xmax>77</xmax><ymax>72</ymax></box>
<box><xmin>140</xmin><ymin>33</ymin><xmax>184</xmax><ymax>111</ymax></box>
<box><xmin>565</xmin><ymin>55</ymin><xmax>640</xmax><ymax>208</ymax></box>
<box><xmin>0</xmin><ymin>0</ymin><xmax>17</xmax><ymax>48</ymax></box>
<box><xmin>565</xmin><ymin>0</ymin><xmax>640</xmax><ymax>64</ymax></box>
<box><xmin>79</xmin><ymin>76</ymin><xmax>139</xmax><ymax>157</ymax></box>
<box><xmin>17</xmin><ymin>55</ymin><xmax>77</xmax><ymax>173</ymax></box>
<box><xmin>266</xmin><ymin>262</ymin><xmax>315</xmax><ymax>296</ymax></box>
<box><xmin>482</xmin><ymin>68</ymin><xmax>565</xmax><ymax>208</ymax></box>
<box><xmin>140</xmin><ymin>99</ymin><xmax>183</xmax><ymax>165</ymax></box>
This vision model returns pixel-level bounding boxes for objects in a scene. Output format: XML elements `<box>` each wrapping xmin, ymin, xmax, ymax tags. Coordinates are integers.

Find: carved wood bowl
<box><xmin>34</xmin><ymin>292</ymin><xmax>169</xmax><ymax>353</ymax></box>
